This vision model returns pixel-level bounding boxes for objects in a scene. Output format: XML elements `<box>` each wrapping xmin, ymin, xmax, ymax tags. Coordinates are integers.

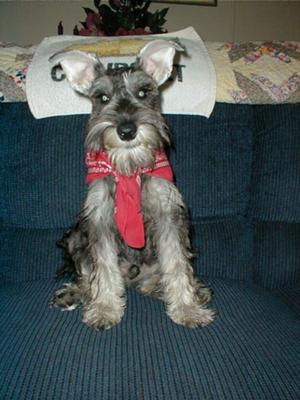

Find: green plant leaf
<box><xmin>159</xmin><ymin>8</ymin><xmax>169</xmax><ymax>19</ymax></box>
<box><xmin>77</xmin><ymin>0</ymin><xmax>168</xmax><ymax>36</ymax></box>
<box><xmin>94</xmin><ymin>0</ymin><xmax>101</xmax><ymax>9</ymax></box>
<box><xmin>119</xmin><ymin>8</ymin><xmax>135</xmax><ymax>29</ymax></box>
<box><xmin>99</xmin><ymin>4</ymin><xmax>119</xmax><ymax>35</ymax></box>
<box><xmin>80</xmin><ymin>21</ymin><xmax>88</xmax><ymax>29</ymax></box>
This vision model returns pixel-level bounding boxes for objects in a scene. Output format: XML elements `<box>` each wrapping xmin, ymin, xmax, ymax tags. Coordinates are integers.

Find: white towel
<box><xmin>26</xmin><ymin>27</ymin><xmax>216</xmax><ymax>119</ymax></box>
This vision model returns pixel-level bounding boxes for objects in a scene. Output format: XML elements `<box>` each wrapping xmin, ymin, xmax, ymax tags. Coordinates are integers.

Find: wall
<box><xmin>0</xmin><ymin>1</ymin><xmax>300</xmax><ymax>45</ymax></box>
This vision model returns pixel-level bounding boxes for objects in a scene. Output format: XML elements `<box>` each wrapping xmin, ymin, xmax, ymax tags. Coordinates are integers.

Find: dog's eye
<box><xmin>100</xmin><ymin>94</ymin><xmax>110</xmax><ymax>104</ymax></box>
<box><xmin>137</xmin><ymin>90</ymin><xmax>146</xmax><ymax>99</ymax></box>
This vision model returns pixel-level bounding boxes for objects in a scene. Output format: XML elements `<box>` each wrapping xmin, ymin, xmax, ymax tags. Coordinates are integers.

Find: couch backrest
<box><xmin>1</xmin><ymin>102</ymin><xmax>299</xmax><ymax>288</ymax></box>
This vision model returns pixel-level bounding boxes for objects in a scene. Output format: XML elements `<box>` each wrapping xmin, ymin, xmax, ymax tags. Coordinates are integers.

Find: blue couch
<box><xmin>1</xmin><ymin>102</ymin><xmax>299</xmax><ymax>399</ymax></box>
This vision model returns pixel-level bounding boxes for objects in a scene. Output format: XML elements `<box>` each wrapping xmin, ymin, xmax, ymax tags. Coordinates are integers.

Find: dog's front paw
<box><xmin>196</xmin><ymin>285</ymin><xmax>214</xmax><ymax>306</ymax></box>
<box><xmin>168</xmin><ymin>304</ymin><xmax>216</xmax><ymax>328</ymax></box>
<box><xmin>82</xmin><ymin>302</ymin><xmax>125</xmax><ymax>330</ymax></box>
<box><xmin>50</xmin><ymin>283</ymin><xmax>82</xmax><ymax>311</ymax></box>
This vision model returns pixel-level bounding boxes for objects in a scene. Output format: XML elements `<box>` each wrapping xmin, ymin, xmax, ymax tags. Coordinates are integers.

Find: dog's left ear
<box><xmin>50</xmin><ymin>50</ymin><xmax>104</xmax><ymax>96</ymax></box>
<box><xmin>137</xmin><ymin>40</ymin><xmax>183</xmax><ymax>86</ymax></box>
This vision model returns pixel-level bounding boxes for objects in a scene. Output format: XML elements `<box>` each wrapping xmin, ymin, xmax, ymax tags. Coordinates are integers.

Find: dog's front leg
<box><xmin>81</xmin><ymin>180</ymin><xmax>126</xmax><ymax>330</ymax></box>
<box><xmin>148</xmin><ymin>179</ymin><xmax>215</xmax><ymax>328</ymax></box>
<box><xmin>158</xmin><ymin>226</ymin><xmax>214</xmax><ymax>328</ymax></box>
<box><xmin>82</xmin><ymin>236</ymin><xmax>126</xmax><ymax>330</ymax></box>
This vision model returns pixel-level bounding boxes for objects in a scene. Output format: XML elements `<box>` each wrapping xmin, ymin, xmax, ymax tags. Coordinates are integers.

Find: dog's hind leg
<box><xmin>130</xmin><ymin>262</ymin><xmax>163</xmax><ymax>299</ymax></box>
<box><xmin>50</xmin><ymin>225</ymin><xmax>87</xmax><ymax>311</ymax></box>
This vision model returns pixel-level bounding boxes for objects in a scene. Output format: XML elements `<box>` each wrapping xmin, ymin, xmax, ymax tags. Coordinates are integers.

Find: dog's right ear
<box><xmin>49</xmin><ymin>50</ymin><xmax>104</xmax><ymax>96</ymax></box>
<box><xmin>137</xmin><ymin>40</ymin><xmax>184</xmax><ymax>86</ymax></box>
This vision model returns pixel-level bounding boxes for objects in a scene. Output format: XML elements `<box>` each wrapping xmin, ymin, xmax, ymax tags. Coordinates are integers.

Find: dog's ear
<box><xmin>137</xmin><ymin>40</ymin><xmax>183</xmax><ymax>86</ymax></box>
<box><xmin>50</xmin><ymin>50</ymin><xmax>104</xmax><ymax>96</ymax></box>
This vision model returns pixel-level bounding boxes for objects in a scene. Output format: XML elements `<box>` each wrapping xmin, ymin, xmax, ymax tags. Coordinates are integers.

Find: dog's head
<box><xmin>50</xmin><ymin>40</ymin><xmax>182</xmax><ymax>175</ymax></box>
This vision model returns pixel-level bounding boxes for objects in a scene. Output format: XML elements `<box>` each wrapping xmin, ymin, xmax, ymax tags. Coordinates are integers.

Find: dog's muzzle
<box><xmin>117</xmin><ymin>122</ymin><xmax>137</xmax><ymax>141</ymax></box>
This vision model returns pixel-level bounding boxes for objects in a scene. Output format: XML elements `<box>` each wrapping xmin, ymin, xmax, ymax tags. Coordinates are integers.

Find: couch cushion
<box><xmin>192</xmin><ymin>216</ymin><xmax>253</xmax><ymax>282</ymax></box>
<box><xmin>0</xmin><ymin>102</ymin><xmax>253</xmax><ymax>229</ymax></box>
<box><xmin>168</xmin><ymin>104</ymin><xmax>253</xmax><ymax>219</ymax></box>
<box><xmin>0</xmin><ymin>279</ymin><xmax>299</xmax><ymax>400</ymax></box>
<box><xmin>274</xmin><ymin>286</ymin><xmax>300</xmax><ymax>316</ymax></box>
<box><xmin>253</xmin><ymin>221</ymin><xmax>300</xmax><ymax>289</ymax></box>
<box><xmin>0</xmin><ymin>103</ymin><xmax>87</xmax><ymax>229</ymax></box>
<box><xmin>0</xmin><ymin>227</ymin><xmax>64</xmax><ymax>283</ymax></box>
<box><xmin>0</xmin><ymin>218</ymin><xmax>253</xmax><ymax>284</ymax></box>
<box><xmin>2</xmin><ymin>219</ymin><xmax>299</xmax><ymax>289</ymax></box>
<box><xmin>249</xmin><ymin>104</ymin><xmax>300</xmax><ymax>222</ymax></box>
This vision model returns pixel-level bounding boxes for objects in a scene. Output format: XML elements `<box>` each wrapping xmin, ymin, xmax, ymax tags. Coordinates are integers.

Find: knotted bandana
<box><xmin>86</xmin><ymin>149</ymin><xmax>173</xmax><ymax>248</ymax></box>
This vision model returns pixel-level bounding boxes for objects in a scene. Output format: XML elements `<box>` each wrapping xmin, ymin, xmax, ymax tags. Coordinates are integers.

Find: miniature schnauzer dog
<box><xmin>50</xmin><ymin>40</ymin><xmax>215</xmax><ymax>330</ymax></box>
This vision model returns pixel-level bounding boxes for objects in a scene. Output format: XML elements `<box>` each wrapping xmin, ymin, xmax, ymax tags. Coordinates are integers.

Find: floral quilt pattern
<box><xmin>206</xmin><ymin>40</ymin><xmax>300</xmax><ymax>104</ymax></box>
<box><xmin>1</xmin><ymin>40</ymin><xmax>300</xmax><ymax>104</ymax></box>
<box><xmin>0</xmin><ymin>43</ymin><xmax>36</xmax><ymax>102</ymax></box>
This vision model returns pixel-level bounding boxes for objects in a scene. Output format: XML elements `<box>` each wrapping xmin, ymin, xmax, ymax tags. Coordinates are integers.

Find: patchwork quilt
<box><xmin>208</xmin><ymin>41</ymin><xmax>300</xmax><ymax>104</ymax></box>
<box><xmin>0</xmin><ymin>39</ymin><xmax>300</xmax><ymax>104</ymax></box>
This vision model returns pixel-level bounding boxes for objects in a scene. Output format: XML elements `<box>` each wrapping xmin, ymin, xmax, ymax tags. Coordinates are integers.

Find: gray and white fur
<box><xmin>50</xmin><ymin>40</ymin><xmax>215</xmax><ymax>330</ymax></box>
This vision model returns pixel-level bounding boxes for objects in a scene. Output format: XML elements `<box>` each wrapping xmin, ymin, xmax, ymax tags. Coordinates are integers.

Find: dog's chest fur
<box><xmin>97</xmin><ymin>174</ymin><xmax>180</xmax><ymax>267</ymax></box>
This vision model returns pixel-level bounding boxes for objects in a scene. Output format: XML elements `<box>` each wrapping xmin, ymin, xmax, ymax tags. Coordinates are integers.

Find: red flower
<box><xmin>79</xmin><ymin>28</ymin><xmax>92</xmax><ymax>36</ymax></box>
<box><xmin>115</xmin><ymin>27</ymin><xmax>127</xmax><ymax>36</ymax></box>
<box><xmin>76</xmin><ymin>2</ymin><xmax>168</xmax><ymax>37</ymax></box>
<box><xmin>79</xmin><ymin>27</ymin><xmax>105</xmax><ymax>36</ymax></box>
<box><xmin>133</xmin><ymin>27</ymin><xmax>149</xmax><ymax>35</ymax></box>
<box><xmin>115</xmin><ymin>27</ymin><xmax>149</xmax><ymax>36</ymax></box>
<box><xmin>111</xmin><ymin>0</ymin><xmax>121</xmax><ymax>8</ymax></box>
<box><xmin>86</xmin><ymin>12</ymin><xmax>101</xmax><ymax>30</ymax></box>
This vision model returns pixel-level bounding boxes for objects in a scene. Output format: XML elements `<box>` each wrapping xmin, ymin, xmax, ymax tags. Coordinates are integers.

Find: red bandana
<box><xmin>86</xmin><ymin>149</ymin><xmax>173</xmax><ymax>249</ymax></box>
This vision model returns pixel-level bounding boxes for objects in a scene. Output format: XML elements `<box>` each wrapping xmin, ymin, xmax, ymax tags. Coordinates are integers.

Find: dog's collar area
<box><xmin>85</xmin><ymin>149</ymin><xmax>173</xmax><ymax>181</ymax></box>
<box><xmin>85</xmin><ymin>149</ymin><xmax>173</xmax><ymax>248</ymax></box>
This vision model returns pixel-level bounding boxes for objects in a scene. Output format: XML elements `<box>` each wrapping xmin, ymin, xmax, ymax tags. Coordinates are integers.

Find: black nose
<box><xmin>117</xmin><ymin>122</ymin><xmax>137</xmax><ymax>141</ymax></box>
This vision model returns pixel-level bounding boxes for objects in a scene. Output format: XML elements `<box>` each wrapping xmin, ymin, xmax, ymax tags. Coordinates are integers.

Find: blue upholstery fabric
<box><xmin>0</xmin><ymin>103</ymin><xmax>254</xmax><ymax>228</ymax></box>
<box><xmin>0</xmin><ymin>280</ymin><xmax>299</xmax><ymax>400</ymax></box>
<box><xmin>192</xmin><ymin>217</ymin><xmax>253</xmax><ymax>281</ymax></box>
<box><xmin>1</xmin><ymin>102</ymin><xmax>300</xmax><ymax>399</ymax></box>
<box><xmin>274</xmin><ymin>287</ymin><xmax>300</xmax><ymax>316</ymax></box>
<box><xmin>0</xmin><ymin>103</ymin><xmax>87</xmax><ymax>229</ymax></box>
<box><xmin>250</xmin><ymin>104</ymin><xmax>300</xmax><ymax>223</ymax></box>
<box><xmin>168</xmin><ymin>105</ymin><xmax>253</xmax><ymax>219</ymax></box>
<box><xmin>253</xmin><ymin>222</ymin><xmax>300</xmax><ymax>289</ymax></box>
<box><xmin>0</xmin><ymin>227</ymin><xmax>64</xmax><ymax>283</ymax></box>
